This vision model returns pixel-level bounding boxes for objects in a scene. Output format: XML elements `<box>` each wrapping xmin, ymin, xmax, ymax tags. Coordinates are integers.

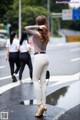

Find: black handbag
<box><xmin>46</xmin><ymin>70</ymin><xmax>50</xmax><ymax>86</ymax></box>
<box><xmin>46</xmin><ymin>70</ymin><xmax>50</xmax><ymax>79</ymax></box>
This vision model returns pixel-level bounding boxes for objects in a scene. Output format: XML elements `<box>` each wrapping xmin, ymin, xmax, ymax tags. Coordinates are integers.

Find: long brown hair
<box><xmin>36</xmin><ymin>15</ymin><xmax>50</xmax><ymax>43</ymax></box>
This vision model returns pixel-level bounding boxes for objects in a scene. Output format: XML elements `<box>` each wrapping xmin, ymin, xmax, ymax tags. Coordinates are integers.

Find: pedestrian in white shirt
<box><xmin>19</xmin><ymin>31</ymin><xmax>33</xmax><ymax>82</ymax></box>
<box><xmin>6</xmin><ymin>31</ymin><xmax>20</xmax><ymax>82</ymax></box>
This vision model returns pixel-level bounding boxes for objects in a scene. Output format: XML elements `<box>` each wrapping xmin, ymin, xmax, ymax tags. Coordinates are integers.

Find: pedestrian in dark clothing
<box><xmin>19</xmin><ymin>31</ymin><xmax>33</xmax><ymax>83</ymax></box>
<box><xmin>6</xmin><ymin>31</ymin><xmax>20</xmax><ymax>82</ymax></box>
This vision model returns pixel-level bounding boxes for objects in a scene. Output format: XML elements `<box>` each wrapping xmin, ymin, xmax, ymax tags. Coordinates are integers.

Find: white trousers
<box><xmin>33</xmin><ymin>54</ymin><xmax>49</xmax><ymax>105</ymax></box>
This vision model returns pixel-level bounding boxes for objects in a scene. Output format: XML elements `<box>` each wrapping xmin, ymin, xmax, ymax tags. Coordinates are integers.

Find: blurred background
<box><xmin>0</xmin><ymin>0</ymin><xmax>80</xmax><ymax>47</ymax></box>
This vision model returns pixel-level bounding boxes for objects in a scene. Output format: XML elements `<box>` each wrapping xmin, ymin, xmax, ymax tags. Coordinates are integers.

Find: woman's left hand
<box><xmin>39</xmin><ymin>25</ymin><xmax>46</xmax><ymax>29</ymax></box>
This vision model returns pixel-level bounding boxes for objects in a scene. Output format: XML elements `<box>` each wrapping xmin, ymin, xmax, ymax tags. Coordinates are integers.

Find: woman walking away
<box><xmin>19</xmin><ymin>31</ymin><xmax>33</xmax><ymax>83</ymax></box>
<box><xmin>6</xmin><ymin>31</ymin><xmax>20</xmax><ymax>82</ymax></box>
<box><xmin>25</xmin><ymin>15</ymin><xmax>50</xmax><ymax>117</ymax></box>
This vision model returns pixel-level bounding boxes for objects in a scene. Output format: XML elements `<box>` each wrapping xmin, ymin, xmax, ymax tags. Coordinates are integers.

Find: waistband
<box><xmin>34</xmin><ymin>52</ymin><xmax>46</xmax><ymax>55</ymax></box>
<box><xmin>9</xmin><ymin>52</ymin><xmax>19</xmax><ymax>54</ymax></box>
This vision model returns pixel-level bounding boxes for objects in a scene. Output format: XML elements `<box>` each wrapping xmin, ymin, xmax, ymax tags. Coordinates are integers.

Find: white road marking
<box><xmin>0</xmin><ymin>74</ymin><xmax>19</xmax><ymax>81</ymax></box>
<box><xmin>24</xmin><ymin>100</ymin><xmax>30</xmax><ymax>105</ymax></box>
<box><xmin>0</xmin><ymin>81</ymin><xmax>20</xmax><ymax>94</ymax></box>
<box><xmin>0</xmin><ymin>66</ymin><xmax>5</xmax><ymax>69</ymax></box>
<box><xmin>49</xmin><ymin>72</ymin><xmax>80</xmax><ymax>83</ymax></box>
<box><xmin>48</xmin><ymin>72</ymin><xmax>80</xmax><ymax>87</ymax></box>
<box><xmin>53</xmin><ymin>110</ymin><xmax>66</xmax><ymax>120</ymax></box>
<box><xmin>0</xmin><ymin>72</ymin><xmax>80</xmax><ymax>94</ymax></box>
<box><xmin>71</xmin><ymin>57</ymin><xmax>80</xmax><ymax>62</ymax></box>
<box><xmin>23</xmin><ymin>99</ymin><xmax>37</xmax><ymax>105</ymax></box>
<box><xmin>0</xmin><ymin>75</ymin><xmax>11</xmax><ymax>81</ymax></box>
<box><xmin>33</xmin><ymin>99</ymin><xmax>37</xmax><ymax>104</ymax></box>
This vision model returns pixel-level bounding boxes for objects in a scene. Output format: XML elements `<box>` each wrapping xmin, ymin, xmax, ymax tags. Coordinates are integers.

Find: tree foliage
<box><xmin>6</xmin><ymin>0</ymin><xmax>49</xmax><ymax>31</ymax></box>
<box><xmin>0</xmin><ymin>0</ymin><xmax>80</xmax><ymax>33</ymax></box>
<box><xmin>0</xmin><ymin>0</ymin><xmax>13</xmax><ymax>22</ymax></box>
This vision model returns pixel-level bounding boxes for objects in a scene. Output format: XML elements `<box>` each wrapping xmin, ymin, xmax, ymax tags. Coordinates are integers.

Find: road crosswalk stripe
<box><xmin>71</xmin><ymin>57</ymin><xmax>80</xmax><ymax>62</ymax></box>
<box><xmin>20</xmin><ymin>99</ymin><xmax>37</xmax><ymax>105</ymax></box>
<box><xmin>48</xmin><ymin>72</ymin><xmax>80</xmax><ymax>87</ymax></box>
<box><xmin>0</xmin><ymin>75</ymin><xmax>11</xmax><ymax>81</ymax></box>
<box><xmin>0</xmin><ymin>66</ymin><xmax>5</xmax><ymax>69</ymax></box>
<box><xmin>0</xmin><ymin>72</ymin><xmax>80</xmax><ymax>94</ymax></box>
<box><xmin>0</xmin><ymin>74</ymin><xmax>18</xmax><ymax>81</ymax></box>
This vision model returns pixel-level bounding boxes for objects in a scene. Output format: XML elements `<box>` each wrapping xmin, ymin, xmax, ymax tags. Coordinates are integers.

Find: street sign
<box><xmin>62</xmin><ymin>9</ymin><xmax>80</xmax><ymax>20</ymax></box>
<box><xmin>62</xmin><ymin>9</ymin><xmax>72</xmax><ymax>20</ymax></box>
<box><xmin>72</xmin><ymin>9</ymin><xmax>80</xmax><ymax>20</ymax></box>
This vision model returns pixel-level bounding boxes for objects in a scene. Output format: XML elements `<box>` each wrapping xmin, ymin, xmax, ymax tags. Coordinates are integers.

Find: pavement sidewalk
<box><xmin>57</xmin><ymin>105</ymin><xmax>80</xmax><ymax>120</ymax></box>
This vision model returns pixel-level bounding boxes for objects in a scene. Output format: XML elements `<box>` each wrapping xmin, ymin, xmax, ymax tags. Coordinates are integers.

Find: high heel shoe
<box><xmin>35</xmin><ymin>104</ymin><xmax>46</xmax><ymax>117</ymax></box>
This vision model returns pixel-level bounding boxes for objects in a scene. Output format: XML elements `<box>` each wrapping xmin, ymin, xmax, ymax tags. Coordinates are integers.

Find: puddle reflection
<box><xmin>47</xmin><ymin>87</ymin><xmax>68</xmax><ymax>106</ymax></box>
<box><xmin>47</xmin><ymin>81</ymin><xmax>80</xmax><ymax>110</ymax></box>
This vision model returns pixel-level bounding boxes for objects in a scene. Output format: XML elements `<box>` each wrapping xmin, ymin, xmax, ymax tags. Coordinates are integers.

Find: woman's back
<box><xmin>31</xmin><ymin>31</ymin><xmax>47</xmax><ymax>53</ymax></box>
<box><xmin>6</xmin><ymin>38</ymin><xmax>19</xmax><ymax>52</ymax></box>
<box><xmin>20</xmin><ymin>40</ymin><xmax>30</xmax><ymax>53</ymax></box>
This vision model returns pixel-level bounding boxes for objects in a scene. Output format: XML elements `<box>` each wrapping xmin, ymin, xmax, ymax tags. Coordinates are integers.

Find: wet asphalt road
<box><xmin>0</xmin><ymin>42</ymin><xmax>80</xmax><ymax>120</ymax></box>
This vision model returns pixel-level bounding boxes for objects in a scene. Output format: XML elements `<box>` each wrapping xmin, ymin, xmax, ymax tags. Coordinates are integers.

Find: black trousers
<box><xmin>9</xmin><ymin>52</ymin><xmax>20</xmax><ymax>76</ymax></box>
<box><xmin>19</xmin><ymin>52</ymin><xmax>33</xmax><ymax>80</ymax></box>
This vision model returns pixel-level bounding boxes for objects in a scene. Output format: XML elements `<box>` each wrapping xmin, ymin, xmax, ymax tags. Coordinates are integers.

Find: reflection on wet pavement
<box><xmin>47</xmin><ymin>81</ymin><xmax>80</xmax><ymax>110</ymax></box>
<box><xmin>47</xmin><ymin>87</ymin><xmax>68</xmax><ymax>106</ymax></box>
